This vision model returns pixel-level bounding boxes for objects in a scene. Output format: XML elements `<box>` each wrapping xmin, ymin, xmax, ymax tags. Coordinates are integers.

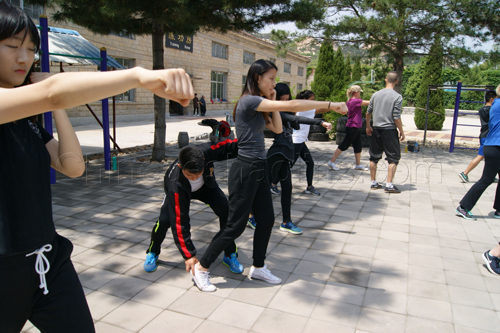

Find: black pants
<box><xmin>0</xmin><ymin>234</ymin><xmax>94</xmax><ymax>333</ymax></box>
<box><xmin>369</xmin><ymin>128</ymin><xmax>401</xmax><ymax>165</ymax></box>
<box><xmin>291</xmin><ymin>142</ymin><xmax>314</xmax><ymax>187</ymax></box>
<box><xmin>193</xmin><ymin>107</ymin><xmax>199</xmax><ymax>115</ymax></box>
<box><xmin>201</xmin><ymin>106</ymin><xmax>206</xmax><ymax>116</ymax></box>
<box><xmin>200</xmin><ymin>156</ymin><xmax>274</xmax><ymax>268</ymax></box>
<box><xmin>460</xmin><ymin>146</ymin><xmax>500</xmax><ymax>211</ymax></box>
<box><xmin>338</xmin><ymin>127</ymin><xmax>362</xmax><ymax>153</ymax></box>
<box><xmin>147</xmin><ymin>185</ymin><xmax>236</xmax><ymax>257</ymax></box>
<box><xmin>267</xmin><ymin>153</ymin><xmax>292</xmax><ymax>223</ymax></box>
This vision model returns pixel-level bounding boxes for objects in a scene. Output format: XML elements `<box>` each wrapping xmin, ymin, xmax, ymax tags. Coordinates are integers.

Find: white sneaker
<box><xmin>354</xmin><ymin>165</ymin><xmax>369</xmax><ymax>171</ymax></box>
<box><xmin>249</xmin><ymin>264</ymin><xmax>282</xmax><ymax>284</ymax></box>
<box><xmin>191</xmin><ymin>265</ymin><xmax>216</xmax><ymax>292</ymax></box>
<box><xmin>327</xmin><ymin>161</ymin><xmax>339</xmax><ymax>171</ymax></box>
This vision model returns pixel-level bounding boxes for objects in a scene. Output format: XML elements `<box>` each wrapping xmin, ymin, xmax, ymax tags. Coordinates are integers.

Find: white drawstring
<box><xmin>26</xmin><ymin>244</ymin><xmax>52</xmax><ymax>295</ymax></box>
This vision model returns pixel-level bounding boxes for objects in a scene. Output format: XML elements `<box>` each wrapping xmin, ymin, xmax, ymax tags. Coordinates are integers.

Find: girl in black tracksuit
<box><xmin>192</xmin><ymin>59</ymin><xmax>347</xmax><ymax>292</ymax></box>
<box><xmin>267</xmin><ymin>83</ymin><xmax>331</xmax><ymax>235</ymax></box>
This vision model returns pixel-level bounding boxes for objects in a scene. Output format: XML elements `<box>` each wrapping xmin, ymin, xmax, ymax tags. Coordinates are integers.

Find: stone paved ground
<box><xmin>21</xmin><ymin>140</ymin><xmax>500</xmax><ymax>333</ymax></box>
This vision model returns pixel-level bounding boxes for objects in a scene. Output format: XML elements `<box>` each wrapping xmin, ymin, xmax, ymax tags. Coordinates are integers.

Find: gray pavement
<box><xmin>20</xmin><ymin>130</ymin><xmax>500</xmax><ymax>333</ymax></box>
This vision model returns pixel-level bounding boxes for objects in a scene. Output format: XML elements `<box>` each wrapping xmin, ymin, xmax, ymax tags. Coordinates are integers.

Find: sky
<box><xmin>259</xmin><ymin>22</ymin><xmax>496</xmax><ymax>52</ymax></box>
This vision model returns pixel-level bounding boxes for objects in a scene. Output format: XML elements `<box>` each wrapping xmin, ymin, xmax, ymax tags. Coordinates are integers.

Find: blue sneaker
<box><xmin>247</xmin><ymin>216</ymin><xmax>256</xmax><ymax>229</ymax></box>
<box><xmin>483</xmin><ymin>250</ymin><xmax>500</xmax><ymax>276</ymax></box>
<box><xmin>144</xmin><ymin>252</ymin><xmax>159</xmax><ymax>272</ymax></box>
<box><xmin>280</xmin><ymin>221</ymin><xmax>303</xmax><ymax>235</ymax></box>
<box><xmin>222</xmin><ymin>253</ymin><xmax>243</xmax><ymax>274</ymax></box>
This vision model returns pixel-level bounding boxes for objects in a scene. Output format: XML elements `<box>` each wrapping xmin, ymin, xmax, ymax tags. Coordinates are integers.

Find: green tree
<box><xmin>284</xmin><ymin>0</ymin><xmax>492</xmax><ymax>93</ymax></box>
<box><xmin>403</xmin><ymin>61</ymin><xmax>424</xmax><ymax>106</ymax></box>
<box><xmin>461</xmin><ymin>66</ymin><xmax>486</xmax><ymax>110</ymax></box>
<box><xmin>29</xmin><ymin>0</ymin><xmax>322</xmax><ymax>161</ymax></box>
<box><xmin>352</xmin><ymin>57</ymin><xmax>362</xmax><ymax>82</ymax></box>
<box><xmin>332</xmin><ymin>46</ymin><xmax>345</xmax><ymax>95</ymax></box>
<box><xmin>311</xmin><ymin>41</ymin><xmax>335</xmax><ymax>101</ymax></box>
<box><xmin>344</xmin><ymin>53</ymin><xmax>352</xmax><ymax>84</ymax></box>
<box><xmin>414</xmin><ymin>39</ymin><xmax>445</xmax><ymax>130</ymax></box>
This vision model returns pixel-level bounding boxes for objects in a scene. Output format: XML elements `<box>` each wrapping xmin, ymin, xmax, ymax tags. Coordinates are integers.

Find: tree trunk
<box><xmin>151</xmin><ymin>19</ymin><xmax>166</xmax><ymax>162</ymax></box>
<box><xmin>393</xmin><ymin>55</ymin><xmax>404</xmax><ymax>94</ymax></box>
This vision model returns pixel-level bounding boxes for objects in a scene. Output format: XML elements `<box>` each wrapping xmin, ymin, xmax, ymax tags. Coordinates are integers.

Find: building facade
<box><xmin>20</xmin><ymin>3</ymin><xmax>310</xmax><ymax>118</ymax></box>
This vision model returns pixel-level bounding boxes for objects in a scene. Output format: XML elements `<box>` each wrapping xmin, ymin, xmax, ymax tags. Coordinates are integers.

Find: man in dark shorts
<box><xmin>365</xmin><ymin>71</ymin><xmax>405</xmax><ymax>193</ymax></box>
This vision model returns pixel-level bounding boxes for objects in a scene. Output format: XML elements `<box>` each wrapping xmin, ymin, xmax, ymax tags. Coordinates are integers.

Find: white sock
<box><xmin>386</xmin><ymin>182</ymin><xmax>394</xmax><ymax>188</ymax></box>
<box><xmin>371</xmin><ymin>180</ymin><xmax>378</xmax><ymax>185</ymax></box>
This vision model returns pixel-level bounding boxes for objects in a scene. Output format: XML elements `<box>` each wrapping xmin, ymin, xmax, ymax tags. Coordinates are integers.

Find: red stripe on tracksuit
<box><xmin>211</xmin><ymin>138</ymin><xmax>238</xmax><ymax>150</ymax></box>
<box><xmin>174</xmin><ymin>193</ymin><xmax>191</xmax><ymax>258</ymax></box>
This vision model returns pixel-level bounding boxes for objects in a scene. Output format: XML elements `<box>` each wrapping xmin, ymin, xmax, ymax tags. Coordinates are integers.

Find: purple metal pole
<box><xmin>449</xmin><ymin>81</ymin><xmax>462</xmax><ymax>153</ymax></box>
<box><xmin>39</xmin><ymin>15</ymin><xmax>56</xmax><ymax>183</ymax></box>
<box><xmin>100</xmin><ymin>48</ymin><xmax>111</xmax><ymax>170</ymax></box>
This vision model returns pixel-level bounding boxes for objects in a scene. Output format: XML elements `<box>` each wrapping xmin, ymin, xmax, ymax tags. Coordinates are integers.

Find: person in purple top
<box><xmin>327</xmin><ymin>85</ymin><xmax>370</xmax><ymax>171</ymax></box>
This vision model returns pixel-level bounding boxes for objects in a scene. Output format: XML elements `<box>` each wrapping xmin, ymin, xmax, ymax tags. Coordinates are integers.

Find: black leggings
<box><xmin>0</xmin><ymin>234</ymin><xmax>94</xmax><ymax>333</ymax></box>
<box><xmin>460</xmin><ymin>145</ymin><xmax>500</xmax><ymax>211</ymax></box>
<box><xmin>147</xmin><ymin>185</ymin><xmax>236</xmax><ymax>257</ymax></box>
<box><xmin>267</xmin><ymin>154</ymin><xmax>292</xmax><ymax>223</ymax></box>
<box><xmin>200</xmin><ymin>156</ymin><xmax>274</xmax><ymax>268</ymax></box>
<box><xmin>291</xmin><ymin>142</ymin><xmax>314</xmax><ymax>187</ymax></box>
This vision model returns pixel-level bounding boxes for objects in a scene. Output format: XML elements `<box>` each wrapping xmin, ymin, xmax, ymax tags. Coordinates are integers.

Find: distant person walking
<box><xmin>365</xmin><ymin>71</ymin><xmax>405</xmax><ymax>193</ymax></box>
<box><xmin>193</xmin><ymin>93</ymin><xmax>200</xmax><ymax>116</ymax></box>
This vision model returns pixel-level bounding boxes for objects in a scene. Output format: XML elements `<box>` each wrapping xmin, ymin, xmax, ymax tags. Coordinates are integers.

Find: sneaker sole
<box><xmin>222</xmin><ymin>261</ymin><xmax>243</xmax><ymax>274</ymax></box>
<box><xmin>483</xmin><ymin>252</ymin><xmax>500</xmax><ymax>276</ymax></box>
<box><xmin>455</xmin><ymin>209</ymin><xmax>476</xmax><ymax>220</ymax></box>
<box><xmin>247</xmin><ymin>222</ymin><xmax>256</xmax><ymax>229</ymax></box>
<box><xmin>354</xmin><ymin>167</ymin><xmax>369</xmax><ymax>171</ymax></box>
<box><xmin>279</xmin><ymin>226</ymin><xmax>303</xmax><ymax>235</ymax></box>
<box><xmin>190</xmin><ymin>272</ymin><xmax>217</xmax><ymax>292</ymax></box>
<box><xmin>384</xmin><ymin>189</ymin><xmax>401</xmax><ymax>193</ymax></box>
<box><xmin>144</xmin><ymin>266</ymin><xmax>158</xmax><ymax>273</ymax></box>
<box><xmin>249</xmin><ymin>275</ymin><xmax>282</xmax><ymax>284</ymax></box>
<box><xmin>303</xmin><ymin>191</ymin><xmax>320</xmax><ymax>196</ymax></box>
<box><xmin>458</xmin><ymin>174</ymin><xmax>467</xmax><ymax>183</ymax></box>
<box><xmin>371</xmin><ymin>186</ymin><xmax>382</xmax><ymax>190</ymax></box>
<box><xmin>494</xmin><ymin>214</ymin><xmax>500</xmax><ymax>219</ymax></box>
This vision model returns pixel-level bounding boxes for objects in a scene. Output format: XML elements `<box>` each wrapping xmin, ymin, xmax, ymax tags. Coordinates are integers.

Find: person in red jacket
<box><xmin>144</xmin><ymin>140</ymin><xmax>243</xmax><ymax>276</ymax></box>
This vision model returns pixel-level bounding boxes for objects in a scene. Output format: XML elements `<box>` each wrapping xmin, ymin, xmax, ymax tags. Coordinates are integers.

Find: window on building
<box><xmin>269</xmin><ymin>58</ymin><xmax>276</xmax><ymax>64</ymax></box>
<box><xmin>297</xmin><ymin>83</ymin><xmax>303</xmax><ymax>92</ymax></box>
<box><xmin>211</xmin><ymin>71</ymin><xmax>227</xmax><ymax>101</ymax></box>
<box><xmin>284</xmin><ymin>62</ymin><xmax>291</xmax><ymax>74</ymax></box>
<box><xmin>110</xmin><ymin>31</ymin><xmax>135</xmax><ymax>40</ymax></box>
<box><xmin>6</xmin><ymin>0</ymin><xmax>43</xmax><ymax>19</ymax></box>
<box><xmin>243</xmin><ymin>51</ymin><xmax>255</xmax><ymax>65</ymax></box>
<box><xmin>283</xmin><ymin>81</ymin><xmax>291</xmax><ymax>87</ymax></box>
<box><xmin>298</xmin><ymin>66</ymin><xmax>304</xmax><ymax>77</ymax></box>
<box><xmin>212</xmin><ymin>42</ymin><xmax>228</xmax><ymax>60</ymax></box>
<box><xmin>242</xmin><ymin>75</ymin><xmax>247</xmax><ymax>89</ymax></box>
<box><xmin>113</xmin><ymin>58</ymin><xmax>136</xmax><ymax>102</ymax></box>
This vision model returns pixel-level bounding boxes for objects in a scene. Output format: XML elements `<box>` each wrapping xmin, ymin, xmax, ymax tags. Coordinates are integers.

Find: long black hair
<box><xmin>275</xmin><ymin>82</ymin><xmax>291</xmax><ymax>101</ymax></box>
<box><xmin>234</xmin><ymin>59</ymin><xmax>278</xmax><ymax>123</ymax></box>
<box><xmin>0</xmin><ymin>1</ymin><xmax>40</xmax><ymax>87</ymax></box>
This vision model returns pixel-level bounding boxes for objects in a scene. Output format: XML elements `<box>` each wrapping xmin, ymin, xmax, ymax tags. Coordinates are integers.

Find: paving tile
<box><xmin>336</xmin><ymin>254</ymin><xmax>372</xmax><ymax>271</ymax></box>
<box><xmin>367</xmin><ymin>272</ymin><xmax>408</xmax><ymax>294</ymax></box>
<box><xmin>409</xmin><ymin>253</ymin><xmax>444</xmax><ymax>269</ymax></box>
<box><xmin>445</xmin><ymin>271</ymin><xmax>487</xmax><ymax>291</ymax></box>
<box><xmin>101</xmin><ymin>301</ymin><xmax>162</xmax><ymax>332</ymax></box>
<box><xmin>448</xmin><ymin>285</ymin><xmax>494</xmax><ymax>309</ymax></box>
<box><xmin>98</xmin><ymin>275</ymin><xmax>152</xmax><ymax>299</ymax></box>
<box><xmin>356</xmin><ymin>307</ymin><xmax>406</xmax><ymax>333</ymax></box>
<box><xmin>405</xmin><ymin>316</ymin><xmax>454</xmax><ymax>333</ymax></box>
<box><xmin>227</xmin><ymin>281</ymin><xmax>279</xmax><ymax>307</ymax></box>
<box><xmin>72</xmin><ymin>249</ymin><xmax>115</xmax><ymax>266</ymax></box>
<box><xmin>138</xmin><ymin>310</ymin><xmax>203</xmax><ymax>333</ymax></box>
<box><xmin>95</xmin><ymin>254</ymin><xmax>143</xmax><ymax>274</ymax></box>
<box><xmin>207</xmin><ymin>299</ymin><xmax>264</xmax><ymax>330</ymax></box>
<box><xmin>193</xmin><ymin>320</ymin><xmax>246</xmax><ymax>333</ymax></box>
<box><xmin>452</xmin><ymin>303</ymin><xmax>500</xmax><ymax>332</ymax></box>
<box><xmin>407</xmin><ymin>295</ymin><xmax>453</xmax><ymax>322</ymax></box>
<box><xmin>252</xmin><ymin>308</ymin><xmax>308</xmax><ymax>333</ymax></box>
<box><xmin>79</xmin><ymin>267</ymin><xmax>120</xmax><ymax>290</ymax></box>
<box><xmin>311</xmin><ymin>298</ymin><xmax>361</xmax><ymax>328</ymax></box>
<box><xmin>408</xmin><ymin>279</ymin><xmax>449</xmax><ymax>301</ymax></box>
<box><xmin>329</xmin><ymin>266</ymin><xmax>370</xmax><ymax>288</ymax></box>
<box><xmin>282</xmin><ymin>274</ymin><xmax>327</xmax><ymax>297</ymax></box>
<box><xmin>94</xmin><ymin>322</ymin><xmax>134</xmax><ymax>333</ymax></box>
<box><xmin>268</xmin><ymin>289</ymin><xmax>319</xmax><ymax>317</ymax></box>
<box><xmin>302</xmin><ymin>318</ymin><xmax>355</xmax><ymax>333</ymax></box>
<box><xmin>302</xmin><ymin>249</ymin><xmax>339</xmax><ymax>266</ymax></box>
<box><xmin>292</xmin><ymin>260</ymin><xmax>334</xmax><ymax>281</ymax></box>
<box><xmin>86</xmin><ymin>291</ymin><xmax>127</xmax><ymax>321</ymax></box>
<box><xmin>131</xmin><ymin>283</ymin><xmax>186</xmax><ymax>309</ymax></box>
<box><xmin>168</xmin><ymin>290</ymin><xmax>223</xmax><ymax>319</ymax></box>
<box><xmin>371</xmin><ymin>259</ymin><xmax>408</xmax><ymax>277</ymax></box>
<box><xmin>362</xmin><ymin>288</ymin><xmax>407</xmax><ymax>314</ymax></box>
<box><xmin>342</xmin><ymin>244</ymin><xmax>376</xmax><ymax>258</ymax></box>
<box><xmin>272</xmin><ymin>244</ymin><xmax>307</xmax><ymax>260</ymax></box>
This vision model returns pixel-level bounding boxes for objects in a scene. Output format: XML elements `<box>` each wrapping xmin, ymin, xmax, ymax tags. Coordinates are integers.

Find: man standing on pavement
<box><xmin>200</xmin><ymin>95</ymin><xmax>207</xmax><ymax>116</ymax></box>
<box><xmin>193</xmin><ymin>93</ymin><xmax>200</xmax><ymax>116</ymax></box>
<box><xmin>365</xmin><ymin>71</ymin><xmax>405</xmax><ymax>193</ymax></box>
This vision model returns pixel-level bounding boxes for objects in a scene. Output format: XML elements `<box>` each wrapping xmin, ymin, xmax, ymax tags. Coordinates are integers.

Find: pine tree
<box><xmin>352</xmin><ymin>57</ymin><xmax>362</xmax><ymax>82</ymax></box>
<box><xmin>461</xmin><ymin>66</ymin><xmax>486</xmax><ymax>110</ymax></box>
<box><xmin>332</xmin><ymin>46</ymin><xmax>345</xmax><ymax>96</ymax></box>
<box><xmin>344</xmin><ymin>54</ymin><xmax>352</xmax><ymax>85</ymax></box>
<box><xmin>311</xmin><ymin>41</ymin><xmax>335</xmax><ymax>101</ymax></box>
<box><xmin>414</xmin><ymin>39</ymin><xmax>445</xmax><ymax>130</ymax></box>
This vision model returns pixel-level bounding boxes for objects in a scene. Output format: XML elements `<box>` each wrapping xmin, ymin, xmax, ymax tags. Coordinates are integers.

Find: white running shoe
<box><xmin>327</xmin><ymin>161</ymin><xmax>339</xmax><ymax>171</ymax></box>
<box><xmin>249</xmin><ymin>264</ymin><xmax>282</xmax><ymax>284</ymax></box>
<box><xmin>354</xmin><ymin>165</ymin><xmax>369</xmax><ymax>171</ymax></box>
<box><xmin>191</xmin><ymin>265</ymin><xmax>216</xmax><ymax>292</ymax></box>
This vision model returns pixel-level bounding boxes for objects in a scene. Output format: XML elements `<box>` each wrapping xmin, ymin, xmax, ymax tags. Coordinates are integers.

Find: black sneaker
<box><xmin>303</xmin><ymin>186</ymin><xmax>320</xmax><ymax>196</ymax></box>
<box><xmin>483</xmin><ymin>250</ymin><xmax>500</xmax><ymax>276</ymax></box>
<box><xmin>494</xmin><ymin>211</ymin><xmax>500</xmax><ymax>219</ymax></box>
<box><xmin>270</xmin><ymin>185</ymin><xmax>281</xmax><ymax>195</ymax></box>
<box><xmin>455</xmin><ymin>205</ymin><xmax>476</xmax><ymax>220</ymax></box>
<box><xmin>371</xmin><ymin>183</ymin><xmax>382</xmax><ymax>190</ymax></box>
<box><xmin>384</xmin><ymin>185</ymin><xmax>401</xmax><ymax>193</ymax></box>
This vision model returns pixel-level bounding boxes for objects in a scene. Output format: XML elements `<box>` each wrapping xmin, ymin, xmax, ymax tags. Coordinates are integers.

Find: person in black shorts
<box><xmin>0</xmin><ymin>3</ymin><xmax>193</xmax><ymax>331</ymax></box>
<box><xmin>365</xmin><ymin>71</ymin><xmax>405</xmax><ymax>193</ymax></box>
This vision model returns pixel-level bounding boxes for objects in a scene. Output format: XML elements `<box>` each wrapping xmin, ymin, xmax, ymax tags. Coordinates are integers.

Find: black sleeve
<box><xmin>207</xmin><ymin>138</ymin><xmax>239</xmax><ymax>162</ymax></box>
<box><xmin>167</xmin><ymin>188</ymin><xmax>196</xmax><ymax>259</ymax></box>
<box><xmin>36</xmin><ymin>121</ymin><xmax>54</xmax><ymax>144</ymax></box>
<box><xmin>280</xmin><ymin>112</ymin><xmax>323</xmax><ymax>130</ymax></box>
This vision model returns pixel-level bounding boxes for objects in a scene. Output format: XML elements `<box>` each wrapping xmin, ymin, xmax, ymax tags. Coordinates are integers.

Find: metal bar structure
<box><xmin>100</xmin><ymin>48</ymin><xmax>111</xmax><ymax>170</ymax></box>
<box><xmin>449</xmin><ymin>82</ymin><xmax>462</xmax><ymax>152</ymax></box>
<box><xmin>39</xmin><ymin>15</ymin><xmax>57</xmax><ymax>184</ymax></box>
<box><xmin>84</xmin><ymin>104</ymin><xmax>121</xmax><ymax>151</ymax></box>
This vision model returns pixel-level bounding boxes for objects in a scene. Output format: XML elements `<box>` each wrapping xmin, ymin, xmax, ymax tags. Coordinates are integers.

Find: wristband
<box><xmin>328</xmin><ymin>101</ymin><xmax>331</xmax><ymax>110</ymax></box>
